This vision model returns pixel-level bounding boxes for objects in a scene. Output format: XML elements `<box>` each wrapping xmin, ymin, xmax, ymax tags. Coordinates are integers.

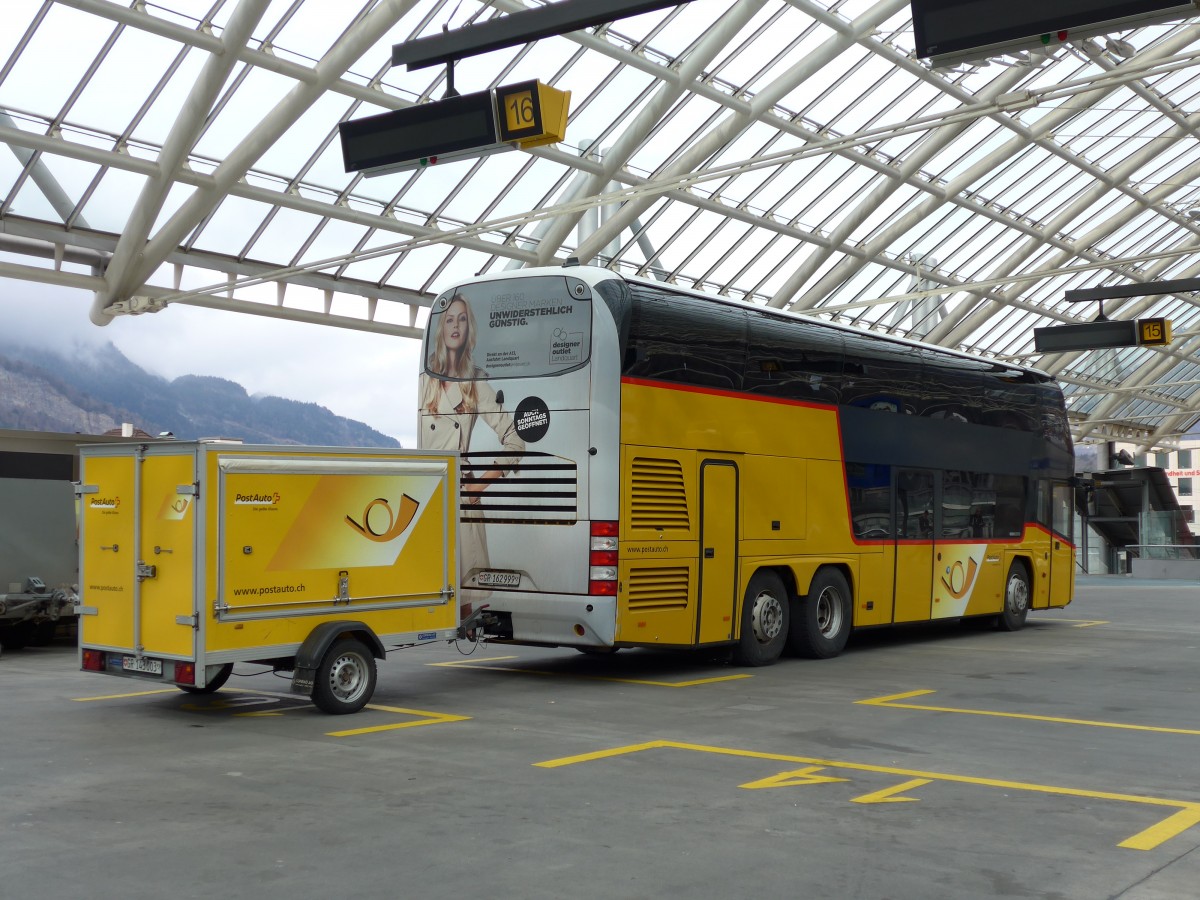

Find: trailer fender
<box><xmin>291</xmin><ymin>621</ymin><xmax>385</xmax><ymax>696</ymax></box>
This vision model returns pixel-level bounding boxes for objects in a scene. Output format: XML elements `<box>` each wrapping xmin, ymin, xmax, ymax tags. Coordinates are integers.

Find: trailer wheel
<box><xmin>312</xmin><ymin>638</ymin><xmax>377</xmax><ymax>715</ymax></box>
<box><xmin>178</xmin><ymin>663</ymin><xmax>234</xmax><ymax>694</ymax></box>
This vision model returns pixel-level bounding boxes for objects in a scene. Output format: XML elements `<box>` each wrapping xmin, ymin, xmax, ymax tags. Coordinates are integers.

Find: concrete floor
<box><xmin>3</xmin><ymin>576</ymin><xmax>1199</xmax><ymax>899</ymax></box>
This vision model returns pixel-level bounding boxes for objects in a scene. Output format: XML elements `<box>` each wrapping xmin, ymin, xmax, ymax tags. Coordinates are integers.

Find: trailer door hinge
<box><xmin>175</xmin><ymin>613</ymin><xmax>200</xmax><ymax>629</ymax></box>
<box><xmin>136</xmin><ymin>562</ymin><xmax>157</xmax><ymax>581</ymax></box>
<box><xmin>177</xmin><ymin>483</ymin><xmax>198</xmax><ymax>497</ymax></box>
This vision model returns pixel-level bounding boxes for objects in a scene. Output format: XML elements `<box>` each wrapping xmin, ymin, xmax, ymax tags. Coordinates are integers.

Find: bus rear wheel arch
<box><xmin>732</xmin><ymin>569</ymin><xmax>790</xmax><ymax>667</ymax></box>
<box><xmin>788</xmin><ymin>567</ymin><xmax>852</xmax><ymax>659</ymax></box>
<box><xmin>998</xmin><ymin>560</ymin><xmax>1031</xmax><ymax>632</ymax></box>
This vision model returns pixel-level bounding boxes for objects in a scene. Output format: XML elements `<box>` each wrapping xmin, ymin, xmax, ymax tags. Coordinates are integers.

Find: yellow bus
<box><xmin>419</xmin><ymin>264</ymin><xmax>1075</xmax><ymax>665</ymax></box>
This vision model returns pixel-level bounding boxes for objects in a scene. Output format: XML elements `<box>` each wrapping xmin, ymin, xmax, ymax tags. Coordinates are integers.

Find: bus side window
<box><xmin>745</xmin><ymin>312</ymin><xmax>844</xmax><ymax>405</ymax></box>
<box><xmin>626</xmin><ymin>288</ymin><xmax>746</xmax><ymax>389</ymax></box>
<box><xmin>994</xmin><ymin>475</ymin><xmax>1026</xmax><ymax>538</ymax></box>
<box><xmin>1051</xmin><ymin>482</ymin><xmax>1073</xmax><ymax>541</ymax></box>
<box><xmin>847</xmin><ymin>463</ymin><xmax>891</xmax><ymax>539</ymax></box>
<box><xmin>1035</xmin><ymin>480</ymin><xmax>1052</xmax><ymax>529</ymax></box>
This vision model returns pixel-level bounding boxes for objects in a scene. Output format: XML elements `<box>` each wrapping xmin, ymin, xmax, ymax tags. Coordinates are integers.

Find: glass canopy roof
<box><xmin>4</xmin><ymin>0</ymin><xmax>1200</xmax><ymax>448</ymax></box>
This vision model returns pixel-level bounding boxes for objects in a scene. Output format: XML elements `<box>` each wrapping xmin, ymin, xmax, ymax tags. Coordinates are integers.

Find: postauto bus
<box><xmin>417</xmin><ymin>264</ymin><xmax>1074</xmax><ymax>665</ymax></box>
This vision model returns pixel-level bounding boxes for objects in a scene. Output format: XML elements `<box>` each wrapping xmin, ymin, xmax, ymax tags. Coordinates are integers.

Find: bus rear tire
<box><xmin>998</xmin><ymin>562</ymin><xmax>1030</xmax><ymax>632</ymax></box>
<box><xmin>732</xmin><ymin>570</ymin><xmax>789</xmax><ymax>667</ymax></box>
<box><xmin>788</xmin><ymin>568</ymin><xmax>852</xmax><ymax>659</ymax></box>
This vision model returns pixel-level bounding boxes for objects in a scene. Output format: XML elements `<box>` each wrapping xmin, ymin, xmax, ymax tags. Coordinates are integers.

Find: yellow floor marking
<box><xmin>1122</xmin><ymin>806</ymin><xmax>1200</xmax><ymax>850</ymax></box>
<box><xmin>852</xmin><ymin>778</ymin><xmax>931</xmax><ymax>804</ymax></box>
<box><xmin>325</xmin><ymin>704</ymin><xmax>470</xmax><ymax>737</ymax></box>
<box><xmin>858</xmin><ymin>689</ymin><xmax>1200</xmax><ymax>736</ymax></box>
<box><xmin>431</xmin><ymin>657</ymin><xmax>751</xmax><ymax>687</ymax></box>
<box><xmin>534</xmin><ymin>740</ymin><xmax>1200</xmax><ymax>850</ymax></box>
<box><xmin>73</xmin><ymin>686</ymin><xmax>467</xmax><ymax>735</ymax></box>
<box><xmin>740</xmin><ymin>766</ymin><xmax>849</xmax><ymax>789</ymax></box>
<box><xmin>1053</xmin><ymin>618</ymin><xmax>1109</xmax><ymax>627</ymax></box>
<box><xmin>73</xmin><ymin>688</ymin><xmax>178</xmax><ymax>701</ymax></box>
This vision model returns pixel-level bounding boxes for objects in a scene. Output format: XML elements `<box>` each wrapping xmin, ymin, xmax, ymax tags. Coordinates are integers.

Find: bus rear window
<box><xmin>425</xmin><ymin>276</ymin><xmax>592</xmax><ymax>380</ymax></box>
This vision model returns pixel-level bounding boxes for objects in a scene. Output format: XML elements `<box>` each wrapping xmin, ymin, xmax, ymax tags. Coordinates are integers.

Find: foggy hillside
<box><xmin>0</xmin><ymin>339</ymin><xmax>400</xmax><ymax>447</ymax></box>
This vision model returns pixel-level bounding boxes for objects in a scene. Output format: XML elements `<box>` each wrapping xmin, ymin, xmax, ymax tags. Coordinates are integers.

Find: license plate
<box><xmin>122</xmin><ymin>656</ymin><xmax>162</xmax><ymax>675</ymax></box>
<box><xmin>477</xmin><ymin>570</ymin><xmax>520</xmax><ymax>588</ymax></box>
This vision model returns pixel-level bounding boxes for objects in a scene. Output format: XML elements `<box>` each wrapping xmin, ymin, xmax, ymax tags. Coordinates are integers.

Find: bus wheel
<box><xmin>178</xmin><ymin>663</ymin><xmax>233</xmax><ymax>694</ymax></box>
<box><xmin>312</xmin><ymin>638</ymin><xmax>377</xmax><ymax>714</ymax></box>
<box><xmin>788</xmin><ymin>568</ymin><xmax>851</xmax><ymax>659</ymax></box>
<box><xmin>733</xmin><ymin>570</ymin><xmax>789</xmax><ymax>667</ymax></box>
<box><xmin>998</xmin><ymin>563</ymin><xmax>1030</xmax><ymax>632</ymax></box>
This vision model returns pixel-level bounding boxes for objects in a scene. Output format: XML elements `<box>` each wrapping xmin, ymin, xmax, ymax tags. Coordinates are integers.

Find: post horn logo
<box><xmin>345</xmin><ymin>495</ymin><xmax>419</xmax><ymax>542</ymax></box>
<box><xmin>940</xmin><ymin>556</ymin><xmax>980</xmax><ymax>600</ymax></box>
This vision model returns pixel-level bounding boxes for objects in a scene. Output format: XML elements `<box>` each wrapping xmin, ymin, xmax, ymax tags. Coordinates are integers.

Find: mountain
<box><xmin>0</xmin><ymin>340</ymin><xmax>400</xmax><ymax>447</ymax></box>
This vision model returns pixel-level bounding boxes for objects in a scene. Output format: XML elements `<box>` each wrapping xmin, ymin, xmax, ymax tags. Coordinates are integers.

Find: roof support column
<box><xmin>96</xmin><ymin>0</ymin><xmax>272</xmax><ymax>325</ymax></box>
<box><xmin>91</xmin><ymin>0</ymin><xmax>418</xmax><ymax>323</ymax></box>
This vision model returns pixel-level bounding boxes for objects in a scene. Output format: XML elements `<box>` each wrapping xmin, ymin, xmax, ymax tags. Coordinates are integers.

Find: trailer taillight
<box><xmin>174</xmin><ymin>662</ymin><xmax>195</xmax><ymax>685</ymax></box>
<box><xmin>589</xmin><ymin>520</ymin><xmax>619</xmax><ymax>596</ymax></box>
<box><xmin>82</xmin><ymin>649</ymin><xmax>105</xmax><ymax>671</ymax></box>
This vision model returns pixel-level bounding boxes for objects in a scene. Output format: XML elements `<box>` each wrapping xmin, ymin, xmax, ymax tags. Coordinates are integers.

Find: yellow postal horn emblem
<box><xmin>345</xmin><ymin>495</ymin><xmax>419</xmax><ymax>542</ymax></box>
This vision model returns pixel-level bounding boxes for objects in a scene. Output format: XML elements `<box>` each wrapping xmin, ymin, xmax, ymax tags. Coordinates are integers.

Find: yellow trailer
<box><xmin>76</xmin><ymin>441</ymin><xmax>463</xmax><ymax>714</ymax></box>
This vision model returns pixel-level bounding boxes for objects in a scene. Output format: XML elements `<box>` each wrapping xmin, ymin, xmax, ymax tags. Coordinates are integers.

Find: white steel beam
<box><xmin>102</xmin><ymin>0</ymin><xmax>271</xmax><ymax>309</ymax></box>
<box><xmin>568</xmin><ymin>0</ymin><xmax>910</xmax><ymax>266</ymax></box>
<box><xmin>89</xmin><ymin>0</ymin><xmax>419</xmax><ymax>323</ymax></box>
<box><xmin>531</xmin><ymin>0</ymin><xmax>768</xmax><ymax>265</ymax></box>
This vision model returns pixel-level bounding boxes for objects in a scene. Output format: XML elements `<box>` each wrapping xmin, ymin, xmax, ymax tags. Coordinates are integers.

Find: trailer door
<box><xmin>79</xmin><ymin>453</ymin><xmax>138</xmax><ymax>652</ymax></box>
<box><xmin>80</xmin><ymin>449</ymin><xmax>196</xmax><ymax>660</ymax></box>
<box><xmin>137</xmin><ymin>452</ymin><xmax>198</xmax><ymax>658</ymax></box>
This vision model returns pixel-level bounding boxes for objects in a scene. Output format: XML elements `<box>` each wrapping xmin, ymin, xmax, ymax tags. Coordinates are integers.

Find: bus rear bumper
<box><xmin>477</xmin><ymin>593</ymin><xmax>617</xmax><ymax>647</ymax></box>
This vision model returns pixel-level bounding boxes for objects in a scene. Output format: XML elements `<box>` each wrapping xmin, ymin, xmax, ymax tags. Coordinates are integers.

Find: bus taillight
<box><xmin>589</xmin><ymin>520</ymin><xmax>619</xmax><ymax>595</ymax></box>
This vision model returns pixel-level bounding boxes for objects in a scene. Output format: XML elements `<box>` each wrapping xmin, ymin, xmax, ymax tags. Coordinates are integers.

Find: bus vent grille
<box><xmin>630</xmin><ymin>457</ymin><xmax>689</xmax><ymax>530</ymax></box>
<box><xmin>459</xmin><ymin>451</ymin><xmax>578</xmax><ymax>523</ymax></box>
<box><xmin>627</xmin><ymin>567</ymin><xmax>690</xmax><ymax>611</ymax></box>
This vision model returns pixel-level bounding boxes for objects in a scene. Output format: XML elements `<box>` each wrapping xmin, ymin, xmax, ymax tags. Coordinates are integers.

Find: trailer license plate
<box><xmin>122</xmin><ymin>656</ymin><xmax>162</xmax><ymax>675</ymax></box>
<box><xmin>477</xmin><ymin>570</ymin><xmax>519</xmax><ymax>588</ymax></box>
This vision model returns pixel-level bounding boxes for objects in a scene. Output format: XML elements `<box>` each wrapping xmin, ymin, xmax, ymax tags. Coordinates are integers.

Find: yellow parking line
<box><xmin>857</xmin><ymin>689</ymin><xmax>1200</xmax><ymax>736</ymax></box>
<box><xmin>431</xmin><ymin>657</ymin><xmax>751</xmax><ymax>687</ymax></box>
<box><xmin>326</xmin><ymin>704</ymin><xmax>470</xmax><ymax>737</ymax></box>
<box><xmin>72</xmin><ymin>685</ymin><xmax>469</xmax><ymax>736</ymax></box>
<box><xmin>534</xmin><ymin>739</ymin><xmax>1200</xmax><ymax>850</ymax></box>
<box><xmin>73</xmin><ymin>688</ymin><xmax>178</xmax><ymax>701</ymax></box>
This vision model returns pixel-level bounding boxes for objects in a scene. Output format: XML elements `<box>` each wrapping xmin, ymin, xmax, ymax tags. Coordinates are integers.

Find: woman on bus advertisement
<box><xmin>420</xmin><ymin>293</ymin><xmax>525</xmax><ymax>605</ymax></box>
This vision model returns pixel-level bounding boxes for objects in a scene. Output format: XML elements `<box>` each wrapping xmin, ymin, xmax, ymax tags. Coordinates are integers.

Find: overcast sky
<box><xmin>1</xmin><ymin>276</ymin><xmax>425</xmax><ymax>447</ymax></box>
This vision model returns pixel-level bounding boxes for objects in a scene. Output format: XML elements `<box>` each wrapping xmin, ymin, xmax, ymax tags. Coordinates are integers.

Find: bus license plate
<box><xmin>477</xmin><ymin>570</ymin><xmax>520</xmax><ymax>588</ymax></box>
<box><xmin>122</xmin><ymin>656</ymin><xmax>162</xmax><ymax>675</ymax></box>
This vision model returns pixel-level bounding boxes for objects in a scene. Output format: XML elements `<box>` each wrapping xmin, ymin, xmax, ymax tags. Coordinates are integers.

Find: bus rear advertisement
<box><xmin>418</xmin><ymin>264</ymin><xmax>1075</xmax><ymax>665</ymax></box>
